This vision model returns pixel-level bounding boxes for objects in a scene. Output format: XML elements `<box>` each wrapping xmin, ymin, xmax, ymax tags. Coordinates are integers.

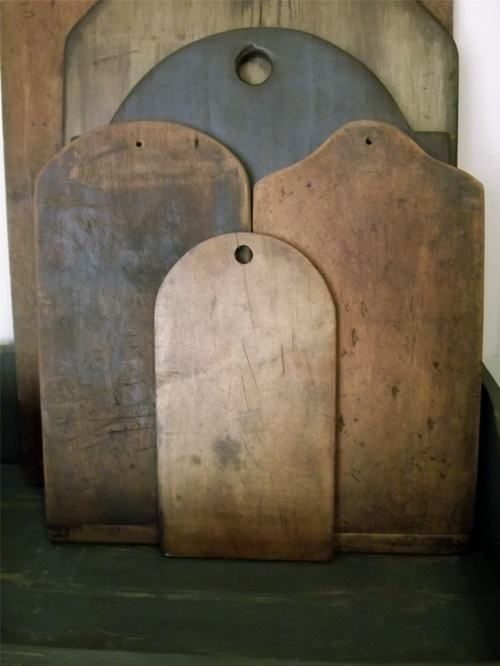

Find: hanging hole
<box><xmin>365</xmin><ymin>137</ymin><xmax>372</xmax><ymax>145</ymax></box>
<box><xmin>234</xmin><ymin>245</ymin><xmax>253</xmax><ymax>264</ymax></box>
<box><xmin>236</xmin><ymin>47</ymin><xmax>273</xmax><ymax>86</ymax></box>
<box><xmin>136</xmin><ymin>140</ymin><xmax>143</xmax><ymax>147</ymax></box>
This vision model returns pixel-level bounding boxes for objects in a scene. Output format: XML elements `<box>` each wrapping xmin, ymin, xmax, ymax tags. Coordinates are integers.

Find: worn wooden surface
<box><xmin>155</xmin><ymin>233</ymin><xmax>336</xmax><ymax>560</ymax></box>
<box><xmin>254</xmin><ymin>121</ymin><xmax>484</xmax><ymax>553</ymax></box>
<box><xmin>0</xmin><ymin>0</ymin><xmax>455</xmax><ymax>482</ymax></box>
<box><xmin>2</xmin><ymin>464</ymin><xmax>500</xmax><ymax>662</ymax></box>
<box><xmin>36</xmin><ymin>123</ymin><xmax>250</xmax><ymax>542</ymax></box>
<box><xmin>422</xmin><ymin>0</ymin><xmax>453</xmax><ymax>32</ymax></box>
<box><xmin>0</xmin><ymin>0</ymin><xmax>95</xmax><ymax>481</ymax></box>
<box><xmin>114</xmin><ymin>28</ymin><xmax>450</xmax><ymax>183</ymax></box>
<box><xmin>65</xmin><ymin>0</ymin><xmax>457</xmax><ymax>154</ymax></box>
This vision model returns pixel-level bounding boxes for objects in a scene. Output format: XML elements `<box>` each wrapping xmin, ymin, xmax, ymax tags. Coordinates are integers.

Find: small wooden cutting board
<box><xmin>113</xmin><ymin>28</ymin><xmax>450</xmax><ymax>183</ymax></box>
<box><xmin>155</xmin><ymin>233</ymin><xmax>336</xmax><ymax>560</ymax></box>
<box><xmin>36</xmin><ymin>122</ymin><xmax>250</xmax><ymax>542</ymax></box>
<box><xmin>254</xmin><ymin>121</ymin><xmax>484</xmax><ymax>553</ymax></box>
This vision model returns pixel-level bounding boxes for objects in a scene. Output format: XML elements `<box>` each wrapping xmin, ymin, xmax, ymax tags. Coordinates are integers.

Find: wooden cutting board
<box><xmin>254</xmin><ymin>121</ymin><xmax>483</xmax><ymax>553</ymax></box>
<box><xmin>64</xmin><ymin>0</ymin><xmax>457</xmax><ymax>162</ymax></box>
<box><xmin>113</xmin><ymin>28</ymin><xmax>450</xmax><ymax>182</ymax></box>
<box><xmin>36</xmin><ymin>122</ymin><xmax>250</xmax><ymax>543</ymax></box>
<box><xmin>155</xmin><ymin>233</ymin><xmax>336</xmax><ymax>560</ymax></box>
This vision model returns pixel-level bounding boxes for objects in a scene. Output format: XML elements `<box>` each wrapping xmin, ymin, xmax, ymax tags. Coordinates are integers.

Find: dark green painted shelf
<box><xmin>1</xmin><ymin>464</ymin><xmax>499</xmax><ymax>664</ymax></box>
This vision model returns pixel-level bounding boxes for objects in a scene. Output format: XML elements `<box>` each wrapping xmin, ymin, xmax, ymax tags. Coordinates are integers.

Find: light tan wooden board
<box><xmin>155</xmin><ymin>233</ymin><xmax>336</xmax><ymax>560</ymax></box>
<box><xmin>36</xmin><ymin>123</ymin><xmax>250</xmax><ymax>542</ymax></box>
<box><xmin>64</xmin><ymin>0</ymin><xmax>458</xmax><ymax>160</ymax></box>
<box><xmin>254</xmin><ymin>121</ymin><xmax>483</xmax><ymax>553</ymax></box>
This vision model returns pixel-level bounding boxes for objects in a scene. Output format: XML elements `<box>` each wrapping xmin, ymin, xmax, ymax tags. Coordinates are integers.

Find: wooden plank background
<box><xmin>65</xmin><ymin>1</ymin><xmax>457</xmax><ymax>146</ymax></box>
<box><xmin>1</xmin><ymin>0</ymin><xmax>96</xmax><ymax>480</ymax></box>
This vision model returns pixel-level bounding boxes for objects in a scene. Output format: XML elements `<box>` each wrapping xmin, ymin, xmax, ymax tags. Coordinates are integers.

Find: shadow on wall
<box><xmin>475</xmin><ymin>366</ymin><xmax>500</xmax><ymax>581</ymax></box>
<box><xmin>0</xmin><ymin>345</ymin><xmax>21</xmax><ymax>462</ymax></box>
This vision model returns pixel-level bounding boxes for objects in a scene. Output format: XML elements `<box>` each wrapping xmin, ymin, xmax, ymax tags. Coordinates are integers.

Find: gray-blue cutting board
<box><xmin>113</xmin><ymin>28</ymin><xmax>450</xmax><ymax>182</ymax></box>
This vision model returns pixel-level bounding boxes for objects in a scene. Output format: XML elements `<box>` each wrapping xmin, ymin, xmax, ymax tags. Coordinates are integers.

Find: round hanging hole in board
<box><xmin>236</xmin><ymin>47</ymin><xmax>273</xmax><ymax>86</ymax></box>
<box><xmin>234</xmin><ymin>245</ymin><xmax>253</xmax><ymax>264</ymax></box>
<box><xmin>365</xmin><ymin>137</ymin><xmax>372</xmax><ymax>145</ymax></box>
<box><xmin>136</xmin><ymin>140</ymin><xmax>143</xmax><ymax>147</ymax></box>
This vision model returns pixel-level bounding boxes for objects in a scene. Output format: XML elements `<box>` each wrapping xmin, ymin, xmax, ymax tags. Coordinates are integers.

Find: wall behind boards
<box><xmin>455</xmin><ymin>0</ymin><xmax>500</xmax><ymax>385</ymax></box>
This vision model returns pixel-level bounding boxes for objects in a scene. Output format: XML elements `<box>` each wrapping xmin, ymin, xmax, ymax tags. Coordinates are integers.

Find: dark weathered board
<box><xmin>113</xmin><ymin>28</ymin><xmax>450</xmax><ymax>183</ymax></box>
<box><xmin>36</xmin><ymin>122</ymin><xmax>250</xmax><ymax>542</ymax></box>
<box><xmin>254</xmin><ymin>121</ymin><xmax>484</xmax><ymax>553</ymax></box>
<box><xmin>1</xmin><ymin>0</ymin><xmax>95</xmax><ymax>482</ymax></box>
<box><xmin>155</xmin><ymin>233</ymin><xmax>336</xmax><ymax>560</ymax></box>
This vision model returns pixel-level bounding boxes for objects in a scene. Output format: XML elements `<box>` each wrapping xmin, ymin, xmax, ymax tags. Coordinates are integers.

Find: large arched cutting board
<box><xmin>155</xmin><ymin>233</ymin><xmax>336</xmax><ymax>560</ymax></box>
<box><xmin>254</xmin><ymin>121</ymin><xmax>483</xmax><ymax>553</ymax></box>
<box><xmin>36</xmin><ymin>122</ymin><xmax>250</xmax><ymax>543</ymax></box>
<box><xmin>113</xmin><ymin>28</ymin><xmax>450</xmax><ymax>181</ymax></box>
<box><xmin>64</xmin><ymin>0</ymin><xmax>458</xmax><ymax>161</ymax></box>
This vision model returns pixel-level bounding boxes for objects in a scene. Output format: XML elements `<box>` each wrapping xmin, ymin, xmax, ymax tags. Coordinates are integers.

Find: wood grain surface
<box><xmin>36</xmin><ymin>123</ymin><xmax>250</xmax><ymax>542</ymax></box>
<box><xmin>421</xmin><ymin>0</ymin><xmax>453</xmax><ymax>32</ymax></box>
<box><xmin>0</xmin><ymin>0</ymin><xmax>454</xmax><ymax>482</ymax></box>
<box><xmin>254</xmin><ymin>121</ymin><xmax>483</xmax><ymax>553</ymax></box>
<box><xmin>0</xmin><ymin>0</ymin><xmax>95</xmax><ymax>481</ymax></box>
<box><xmin>113</xmin><ymin>28</ymin><xmax>450</xmax><ymax>183</ymax></box>
<box><xmin>65</xmin><ymin>0</ymin><xmax>457</xmax><ymax>157</ymax></box>
<box><xmin>155</xmin><ymin>233</ymin><xmax>336</xmax><ymax>560</ymax></box>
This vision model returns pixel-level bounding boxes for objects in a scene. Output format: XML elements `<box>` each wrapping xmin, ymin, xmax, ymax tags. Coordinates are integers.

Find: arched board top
<box><xmin>255</xmin><ymin>119</ymin><xmax>480</xmax><ymax>192</ymax></box>
<box><xmin>155</xmin><ymin>232</ymin><xmax>336</xmax><ymax>560</ymax></box>
<box><xmin>38</xmin><ymin>121</ymin><xmax>251</xmax><ymax>197</ymax></box>
<box><xmin>254</xmin><ymin>121</ymin><xmax>483</xmax><ymax>552</ymax></box>
<box><xmin>113</xmin><ymin>28</ymin><xmax>450</xmax><ymax>182</ymax></box>
<box><xmin>36</xmin><ymin>122</ymin><xmax>250</xmax><ymax>542</ymax></box>
<box><xmin>64</xmin><ymin>0</ymin><xmax>458</xmax><ymax>161</ymax></box>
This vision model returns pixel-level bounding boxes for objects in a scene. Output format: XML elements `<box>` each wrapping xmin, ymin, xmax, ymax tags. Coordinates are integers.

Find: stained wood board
<box><xmin>0</xmin><ymin>0</ymin><xmax>454</xmax><ymax>483</ymax></box>
<box><xmin>0</xmin><ymin>0</ymin><xmax>95</xmax><ymax>482</ymax></box>
<box><xmin>422</xmin><ymin>0</ymin><xmax>453</xmax><ymax>32</ymax></box>
<box><xmin>113</xmin><ymin>28</ymin><xmax>450</xmax><ymax>183</ymax></box>
<box><xmin>253</xmin><ymin>121</ymin><xmax>483</xmax><ymax>553</ymax></box>
<box><xmin>155</xmin><ymin>233</ymin><xmax>336</xmax><ymax>560</ymax></box>
<box><xmin>65</xmin><ymin>0</ymin><xmax>457</xmax><ymax>156</ymax></box>
<box><xmin>36</xmin><ymin>122</ymin><xmax>250</xmax><ymax>542</ymax></box>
